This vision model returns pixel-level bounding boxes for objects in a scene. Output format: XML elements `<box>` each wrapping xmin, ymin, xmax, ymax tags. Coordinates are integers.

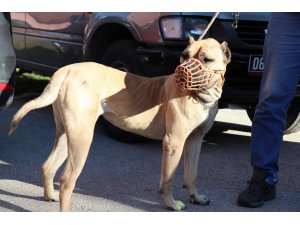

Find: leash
<box><xmin>198</xmin><ymin>12</ymin><xmax>239</xmax><ymax>40</ymax></box>
<box><xmin>198</xmin><ymin>12</ymin><xmax>220</xmax><ymax>40</ymax></box>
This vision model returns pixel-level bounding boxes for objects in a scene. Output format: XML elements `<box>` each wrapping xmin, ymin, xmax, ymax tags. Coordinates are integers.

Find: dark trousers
<box><xmin>251</xmin><ymin>13</ymin><xmax>300</xmax><ymax>185</ymax></box>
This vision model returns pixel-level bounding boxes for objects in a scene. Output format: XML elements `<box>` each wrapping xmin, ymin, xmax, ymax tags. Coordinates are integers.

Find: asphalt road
<box><xmin>0</xmin><ymin>95</ymin><xmax>299</xmax><ymax>212</ymax></box>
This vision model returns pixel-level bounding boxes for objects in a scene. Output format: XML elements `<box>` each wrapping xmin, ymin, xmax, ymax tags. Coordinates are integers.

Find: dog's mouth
<box><xmin>175</xmin><ymin>58</ymin><xmax>225</xmax><ymax>91</ymax></box>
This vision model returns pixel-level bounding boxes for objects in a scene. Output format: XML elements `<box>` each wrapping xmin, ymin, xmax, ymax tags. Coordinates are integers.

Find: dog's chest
<box><xmin>185</xmin><ymin>101</ymin><xmax>218</xmax><ymax>134</ymax></box>
<box><xmin>195</xmin><ymin>105</ymin><xmax>218</xmax><ymax>133</ymax></box>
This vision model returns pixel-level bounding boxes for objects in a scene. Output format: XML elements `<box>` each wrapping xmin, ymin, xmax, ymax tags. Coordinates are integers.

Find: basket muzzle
<box><xmin>175</xmin><ymin>58</ymin><xmax>225</xmax><ymax>91</ymax></box>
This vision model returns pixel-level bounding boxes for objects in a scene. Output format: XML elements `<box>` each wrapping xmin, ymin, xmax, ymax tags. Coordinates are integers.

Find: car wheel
<box><xmin>246</xmin><ymin>98</ymin><xmax>300</xmax><ymax>134</ymax></box>
<box><xmin>101</xmin><ymin>40</ymin><xmax>143</xmax><ymax>74</ymax></box>
<box><xmin>285</xmin><ymin>98</ymin><xmax>300</xmax><ymax>134</ymax></box>
<box><xmin>99</xmin><ymin>40</ymin><xmax>148</xmax><ymax>143</ymax></box>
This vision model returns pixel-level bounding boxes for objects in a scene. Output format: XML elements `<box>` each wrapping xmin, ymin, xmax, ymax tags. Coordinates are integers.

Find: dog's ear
<box><xmin>180</xmin><ymin>36</ymin><xmax>196</xmax><ymax>63</ymax></box>
<box><xmin>188</xmin><ymin>36</ymin><xmax>195</xmax><ymax>44</ymax></box>
<box><xmin>180</xmin><ymin>40</ymin><xmax>203</xmax><ymax>63</ymax></box>
<box><xmin>221</xmin><ymin>41</ymin><xmax>231</xmax><ymax>64</ymax></box>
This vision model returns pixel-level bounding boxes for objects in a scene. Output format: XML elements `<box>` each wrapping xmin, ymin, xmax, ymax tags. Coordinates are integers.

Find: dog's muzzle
<box><xmin>175</xmin><ymin>58</ymin><xmax>225</xmax><ymax>91</ymax></box>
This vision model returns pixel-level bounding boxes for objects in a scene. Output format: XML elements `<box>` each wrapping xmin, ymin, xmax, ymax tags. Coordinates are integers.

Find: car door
<box><xmin>25</xmin><ymin>12</ymin><xmax>84</xmax><ymax>74</ymax></box>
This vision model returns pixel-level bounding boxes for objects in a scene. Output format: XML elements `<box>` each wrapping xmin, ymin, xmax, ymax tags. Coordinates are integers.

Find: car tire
<box><xmin>99</xmin><ymin>40</ymin><xmax>147</xmax><ymax>143</ymax></box>
<box><xmin>285</xmin><ymin>98</ymin><xmax>300</xmax><ymax>134</ymax></box>
<box><xmin>101</xmin><ymin>40</ymin><xmax>143</xmax><ymax>74</ymax></box>
<box><xmin>246</xmin><ymin>98</ymin><xmax>300</xmax><ymax>134</ymax></box>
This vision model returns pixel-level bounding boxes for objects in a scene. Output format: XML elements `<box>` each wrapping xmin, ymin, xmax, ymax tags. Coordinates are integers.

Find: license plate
<box><xmin>248</xmin><ymin>55</ymin><xmax>264</xmax><ymax>72</ymax></box>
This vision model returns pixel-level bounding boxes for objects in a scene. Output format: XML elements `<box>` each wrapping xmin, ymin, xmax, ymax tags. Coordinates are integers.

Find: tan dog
<box><xmin>8</xmin><ymin>38</ymin><xmax>231</xmax><ymax>211</ymax></box>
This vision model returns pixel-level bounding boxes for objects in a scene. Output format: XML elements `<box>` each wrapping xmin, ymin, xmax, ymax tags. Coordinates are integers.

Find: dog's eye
<box><xmin>203</xmin><ymin>57</ymin><xmax>213</xmax><ymax>63</ymax></box>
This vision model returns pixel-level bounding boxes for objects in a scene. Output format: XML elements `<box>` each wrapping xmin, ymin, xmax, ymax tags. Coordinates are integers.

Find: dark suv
<box><xmin>11</xmin><ymin>12</ymin><xmax>300</xmax><ymax>140</ymax></box>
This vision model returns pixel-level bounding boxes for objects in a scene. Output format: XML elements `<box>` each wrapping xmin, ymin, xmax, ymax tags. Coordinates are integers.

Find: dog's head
<box><xmin>180</xmin><ymin>37</ymin><xmax>231</xmax><ymax>70</ymax></box>
<box><xmin>179</xmin><ymin>37</ymin><xmax>231</xmax><ymax>103</ymax></box>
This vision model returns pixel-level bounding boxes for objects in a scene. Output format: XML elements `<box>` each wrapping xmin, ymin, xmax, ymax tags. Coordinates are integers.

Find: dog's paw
<box><xmin>189</xmin><ymin>194</ymin><xmax>210</xmax><ymax>205</ymax></box>
<box><xmin>166</xmin><ymin>200</ymin><xmax>186</xmax><ymax>211</ymax></box>
<box><xmin>44</xmin><ymin>192</ymin><xmax>59</xmax><ymax>202</ymax></box>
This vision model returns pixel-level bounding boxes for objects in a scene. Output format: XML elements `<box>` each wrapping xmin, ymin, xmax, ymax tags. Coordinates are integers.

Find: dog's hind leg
<box><xmin>183</xmin><ymin>130</ymin><xmax>210</xmax><ymax>205</ymax></box>
<box><xmin>41</xmin><ymin>105</ymin><xmax>68</xmax><ymax>202</ymax></box>
<box><xmin>58</xmin><ymin>108</ymin><xmax>99</xmax><ymax>211</ymax></box>
<box><xmin>59</xmin><ymin>122</ymin><xmax>96</xmax><ymax>211</ymax></box>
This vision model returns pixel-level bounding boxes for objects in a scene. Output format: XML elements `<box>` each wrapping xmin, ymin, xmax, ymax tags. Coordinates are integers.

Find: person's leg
<box><xmin>251</xmin><ymin>12</ymin><xmax>300</xmax><ymax>184</ymax></box>
<box><xmin>238</xmin><ymin>13</ymin><xmax>300</xmax><ymax>208</ymax></box>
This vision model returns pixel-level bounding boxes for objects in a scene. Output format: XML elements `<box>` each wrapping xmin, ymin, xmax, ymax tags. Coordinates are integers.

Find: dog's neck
<box><xmin>193</xmin><ymin>85</ymin><xmax>222</xmax><ymax>109</ymax></box>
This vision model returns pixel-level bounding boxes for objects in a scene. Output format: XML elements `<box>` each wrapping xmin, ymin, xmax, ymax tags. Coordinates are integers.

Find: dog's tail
<box><xmin>8</xmin><ymin>68</ymin><xmax>70</xmax><ymax>135</ymax></box>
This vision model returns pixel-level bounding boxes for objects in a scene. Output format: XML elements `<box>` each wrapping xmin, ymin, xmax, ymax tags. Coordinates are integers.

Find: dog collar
<box><xmin>175</xmin><ymin>58</ymin><xmax>225</xmax><ymax>91</ymax></box>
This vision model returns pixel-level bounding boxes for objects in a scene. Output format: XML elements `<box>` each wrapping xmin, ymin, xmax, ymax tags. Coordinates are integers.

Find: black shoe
<box><xmin>238</xmin><ymin>169</ymin><xmax>276</xmax><ymax>208</ymax></box>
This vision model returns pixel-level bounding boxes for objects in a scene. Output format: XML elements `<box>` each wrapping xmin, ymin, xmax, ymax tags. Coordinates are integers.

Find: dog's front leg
<box><xmin>183</xmin><ymin>130</ymin><xmax>210</xmax><ymax>205</ymax></box>
<box><xmin>159</xmin><ymin>134</ymin><xmax>186</xmax><ymax>211</ymax></box>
